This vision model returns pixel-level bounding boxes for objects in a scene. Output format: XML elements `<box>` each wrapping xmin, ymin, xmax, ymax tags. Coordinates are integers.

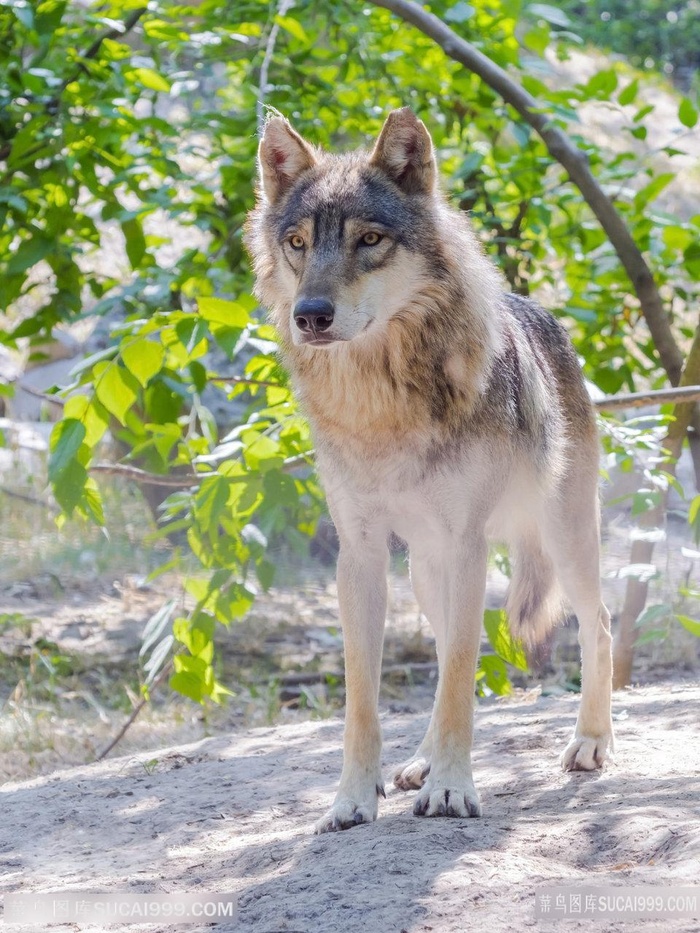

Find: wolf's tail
<box><xmin>506</xmin><ymin>534</ymin><xmax>563</xmax><ymax>646</ymax></box>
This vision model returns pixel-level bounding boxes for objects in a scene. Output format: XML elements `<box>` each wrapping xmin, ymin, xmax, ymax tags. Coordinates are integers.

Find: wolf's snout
<box><xmin>294</xmin><ymin>298</ymin><xmax>335</xmax><ymax>334</ymax></box>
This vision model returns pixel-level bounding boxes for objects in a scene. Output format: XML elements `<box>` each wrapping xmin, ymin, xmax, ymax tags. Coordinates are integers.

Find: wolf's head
<box><xmin>246</xmin><ymin>108</ymin><xmax>457</xmax><ymax>349</ymax></box>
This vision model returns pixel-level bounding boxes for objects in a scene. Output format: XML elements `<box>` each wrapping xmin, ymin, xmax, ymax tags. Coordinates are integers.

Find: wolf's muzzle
<box><xmin>293</xmin><ymin>298</ymin><xmax>335</xmax><ymax>335</ymax></box>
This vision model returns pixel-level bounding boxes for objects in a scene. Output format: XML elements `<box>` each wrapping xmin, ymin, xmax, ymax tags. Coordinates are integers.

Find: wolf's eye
<box><xmin>360</xmin><ymin>232</ymin><xmax>382</xmax><ymax>246</ymax></box>
<box><xmin>289</xmin><ymin>235</ymin><xmax>305</xmax><ymax>250</ymax></box>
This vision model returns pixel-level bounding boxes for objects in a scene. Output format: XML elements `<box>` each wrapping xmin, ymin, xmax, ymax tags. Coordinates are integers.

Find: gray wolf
<box><xmin>245</xmin><ymin>108</ymin><xmax>614</xmax><ymax>833</ymax></box>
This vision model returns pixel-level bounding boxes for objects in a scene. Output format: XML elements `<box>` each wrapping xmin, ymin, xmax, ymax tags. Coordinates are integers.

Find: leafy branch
<box><xmin>368</xmin><ymin>0</ymin><xmax>687</xmax><ymax>389</ymax></box>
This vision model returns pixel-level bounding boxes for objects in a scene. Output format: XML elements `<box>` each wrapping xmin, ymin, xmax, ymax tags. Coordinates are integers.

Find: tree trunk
<box><xmin>613</xmin><ymin>324</ymin><xmax>700</xmax><ymax>686</ymax></box>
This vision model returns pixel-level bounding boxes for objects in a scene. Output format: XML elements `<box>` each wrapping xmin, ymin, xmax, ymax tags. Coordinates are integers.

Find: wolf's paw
<box><xmin>562</xmin><ymin>733</ymin><xmax>612</xmax><ymax>771</ymax></box>
<box><xmin>314</xmin><ymin>783</ymin><xmax>384</xmax><ymax>834</ymax></box>
<box><xmin>412</xmin><ymin>776</ymin><xmax>482</xmax><ymax>819</ymax></box>
<box><xmin>393</xmin><ymin>755</ymin><xmax>430</xmax><ymax>791</ymax></box>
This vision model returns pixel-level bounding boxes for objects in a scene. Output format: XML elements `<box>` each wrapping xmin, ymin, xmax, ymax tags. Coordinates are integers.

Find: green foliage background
<box><xmin>1</xmin><ymin>0</ymin><xmax>699</xmax><ymax>701</ymax></box>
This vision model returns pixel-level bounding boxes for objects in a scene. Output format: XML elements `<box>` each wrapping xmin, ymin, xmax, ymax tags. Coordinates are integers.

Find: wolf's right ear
<box><xmin>258</xmin><ymin>117</ymin><xmax>317</xmax><ymax>204</ymax></box>
<box><xmin>370</xmin><ymin>108</ymin><xmax>437</xmax><ymax>196</ymax></box>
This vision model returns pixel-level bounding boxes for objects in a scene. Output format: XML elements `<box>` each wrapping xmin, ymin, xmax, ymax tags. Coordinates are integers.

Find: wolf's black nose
<box><xmin>294</xmin><ymin>298</ymin><xmax>335</xmax><ymax>333</ymax></box>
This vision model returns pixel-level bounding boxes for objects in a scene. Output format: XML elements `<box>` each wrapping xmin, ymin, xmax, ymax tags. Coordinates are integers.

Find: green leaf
<box><xmin>584</xmin><ymin>68</ymin><xmax>618</xmax><ymax>98</ymax></box>
<box><xmin>244</xmin><ymin>434</ymin><xmax>284</xmax><ymax>472</ymax></box>
<box><xmin>527</xmin><ymin>3</ymin><xmax>570</xmax><ymax>27</ymax></box>
<box><xmin>216</xmin><ymin>582</ymin><xmax>255</xmax><ymax>622</ymax></box>
<box><xmin>173</xmin><ymin>612</ymin><xmax>215</xmax><ymax>659</ymax></box>
<box><xmin>684</xmin><ymin>243</ymin><xmax>700</xmax><ymax>280</ymax></box>
<box><xmin>11</xmin><ymin>3</ymin><xmax>34</xmax><ymax>29</ymax></box>
<box><xmin>194</xmin><ymin>475</ymin><xmax>230</xmax><ymax>531</ymax></box>
<box><xmin>143</xmin><ymin>634</ymin><xmax>175</xmax><ymax>684</ymax></box>
<box><xmin>273</xmin><ymin>14</ymin><xmax>308</xmax><ymax>42</ymax></box>
<box><xmin>94</xmin><ymin>362</ymin><xmax>138</xmax><ymax>425</ymax></box>
<box><xmin>479</xmin><ymin>654</ymin><xmax>511</xmax><ymax>695</ymax></box>
<box><xmin>63</xmin><ymin>395</ymin><xmax>109</xmax><ymax>448</ymax></box>
<box><xmin>170</xmin><ymin>670</ymin><xmax>205</xmax><ymax>702</ymax></box>
<box><xmin>618</xmin><ymin>79</ymin><xmax>639</xmax><ymax>106</ymax></box>
<box><xmin>256</xmin><ymin>558</ymin><xmax>276</xmax><ymax>591</ymax></box>
<box><xmin>171</xmin><ymin>654</ymin><xmax>214</xmax><ymax>702</ymax></box>
<box><xmin>121</xmin><ymin>218</ymin><xmax>147</xmax><ymax>269</ymax></box>
<box><xmin>689</xmin><ymin>495</ymin><xmax>700</xmax><ymax>545</ymax></box>
<box><xmin>662</xmin><ymin>226</ymin><xmax>693</xmax><ymax>252</ymax></box>
<box><xmin>48</xmin><ymin>419</ymin><xmax>86</xmax><ymax>482</ymax></box>
<box><xmin>263</xmin><ymin>470</ymin><xmax>299</xmax><ymax>508</ymax></box>
<box><xmin>483</xmin><ymin>608</ymin><xmax>528</xmax><ymax>671</ymax></box>
<box><xmin>52</xmin><ymin>459</ymin><xmax>88</xmax><ymax>516</ymax></box>
<box><xmin>140</xmin><ymin>600</ymin><xmax>177</xmax><ymax>657</ymax></box>
<box><xmin>444</xmin><ymin>2</ymin><xmax>475</xmax><ymax>24</ymax></box>
<box><xmin>197</xmin><ymin>297</ymin><xmax>252</xmax><ymax>328</ymax></box>
<box><xmin>635</xmin><ymin>628</ymin><xmax>667</xmax><ymax>646</ymax></box>
<box><xmin>634</xmin><ymin>173</ymin><xmax>675</xmax><ymax>210</ymax></box>
<box><xmin>676</xmin><ymin>614</ymin><xmax>700</xmax><ymax>638</ymax></box>
<box><xmin>83</xmin><ymin>477</ymin><xmax>105</xmax><ymax>526</ymax></box>
<box><xmin>522</xmin><ymin>26</ymin><xmax>550</xmax><ymax>56</ymax></box>
<box><xmin>679</xmin><ymin>98</ymin><xmax>698</xmax><ymax>129</ymax></box>
<box><xmin>128</xmin><ymin>67</ymin><xmax>171</xmax><ymax>93</ymax></box>
<box><xmin>188</xmin><ymin>360</ymin><xmax>207</xmax><ymax>394</ymax></box>
<box><xmin>689</xmin><ymin>495</ymin><xmax>700</xmax><ymax>525</ymax></box>
<box><xmin>633</xmin><ymin>104</ymin><xmax>654</xmax><ymax>123</ymax></box>
<box><xmin>7</xmin><ymin>236</ymin><xmax>52</xmax><ymax>275</ymax></box>
<box><xmin>634</xmin><ymin>602</ymin><xmax>672</xmax><ymax>629</ymax></box>
<box><xmin>122</xmin><ymin>339</ymin><xmax>165</xmax><ymax>387</ymax></box>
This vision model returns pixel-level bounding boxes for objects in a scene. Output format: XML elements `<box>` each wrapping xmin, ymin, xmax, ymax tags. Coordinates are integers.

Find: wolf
<box><xmin>245</xmin><ymin>108</ymin><xmax>614</xmax><ymax>834</ymax></box>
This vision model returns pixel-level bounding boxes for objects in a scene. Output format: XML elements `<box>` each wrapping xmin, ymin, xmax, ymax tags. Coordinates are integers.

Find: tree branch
<box><xmin>593</xmin><ymin>385</ymin><xmax>700</xmax><ymax>411</ymax></box>
<box><xmin>210</xmin><ymin>375</ymin><xmax>283</xmax><ymax>390</ymax></box>
<box><xmin>368</xmin><ymin>0</ymin><xmax>685</xmax><ymax>387</ymax></box>
<box><xmin>89</xmin><ymin>463</ymin><xmax>203</xmax><ymax>487</ymax></box>
<box><xmin>256</xmin><ymin>0</ymin><xmax>294</xmax><ymax>133</ymax></box>
<box><xmin>65</xmin><ymin>7</ymin><xmax>148</xmax><ymax>89</ymax></box>
<box><xmin>88</xmin><ymin>452</ymin><xmax>312</xmax><ymax>488</ymax></box>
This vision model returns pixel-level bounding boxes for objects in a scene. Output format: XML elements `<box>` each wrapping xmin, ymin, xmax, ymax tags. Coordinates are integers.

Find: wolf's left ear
<box><xmin>258</xmin><ymin>116</ymin><xmax>317</xmax><ymax>203</ymax></box>
<box><xmin>370</xmin><ymin>108</ymin><xmax>437</xmax><ymax>196</ymax></box>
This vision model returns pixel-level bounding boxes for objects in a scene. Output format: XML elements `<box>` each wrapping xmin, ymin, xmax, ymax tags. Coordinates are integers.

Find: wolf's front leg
<box><xmin>412</xmin><ymin>533</ymin><xmax>487</xmax><ymax>819</ymax></box>
<box><xmin>314</xmin><ymin>540</ymin><xmax>388</xmax><ymax>834</ymax></box>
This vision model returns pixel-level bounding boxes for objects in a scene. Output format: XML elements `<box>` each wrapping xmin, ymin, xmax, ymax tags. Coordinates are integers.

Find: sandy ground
<box><xmin>1</xmin><ymin>682</ymin><xmax>698</xmax><ymax>932</ymax></box>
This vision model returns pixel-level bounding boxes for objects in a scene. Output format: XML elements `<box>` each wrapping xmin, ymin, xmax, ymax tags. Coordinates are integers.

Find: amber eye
<box><xmin>361</xmin><ymin>232</ymin><xmax>382</xmax><ymax>246</ymax></box>
<box><xmin>289</xmin><ymin>234</ymin><xmax>305</xmax><ymax>250</ymax></box>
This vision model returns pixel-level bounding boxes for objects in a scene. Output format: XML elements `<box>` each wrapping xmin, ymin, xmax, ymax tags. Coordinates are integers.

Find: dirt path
<box><xmin>1</xmin><ymin>683</ymin><xmax>699</xmax><ymax>932</ymax></box>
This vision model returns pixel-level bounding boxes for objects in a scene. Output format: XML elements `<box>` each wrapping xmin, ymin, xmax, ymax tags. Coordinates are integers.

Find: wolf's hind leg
<box><xmin>392</xmin><ymin>553</ymin><xmax>447</xmax><ymax>790</ymax></box>
<box><xmin>542</xmin><ymin>484</ymin><xmax>614</xmax><ymax>771</ymax></box>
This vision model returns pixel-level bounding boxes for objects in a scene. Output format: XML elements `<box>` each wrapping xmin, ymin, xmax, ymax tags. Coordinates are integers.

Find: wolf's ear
<box><xmin>370</xmin><ymin>108</ymin><xmax>436</xmax><ymax>195</ymax></box>
<box><xmin>258</xmin><ymin>116</ymin><xmax>317</xmax><ymax>203</ymax></box>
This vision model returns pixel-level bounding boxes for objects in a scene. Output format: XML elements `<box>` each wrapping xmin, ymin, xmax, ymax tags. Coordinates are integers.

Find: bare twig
<box><xmin>257</xmin><ymin>0</ymin><xmax>294</xmax><ymax>133</ymax></box>
<box><xmin>0</xmin><ymin>486</ymin><xmax>53</xmax><ymax>509</ymax></box>
<box><xmin>89</xmin><ymin>448</ymin><xmax>312</xmax><ymax>487</ymax></box>
<box><xmin>210</xmin><ymin>376</ymin><xmax>282</xmax><ymax>390</ymax></box>
<box><xmin>95</xmin><ymin>662</ymin><xmax>173</xmax><ymax>762</ymax></box>
<box><xmin>15</xmin><ymin>382</ymin><xmax>65</xmax><ymax>406</ymax></box>
<box><xmin>89</xmin><ymin>463</ymin><xmax>204</xmax><ymax>487</ymax></box>
<box><xmin>593</xmin><ymin>385</ymin><xmax>700</xmax><ymax>411</ymax></box>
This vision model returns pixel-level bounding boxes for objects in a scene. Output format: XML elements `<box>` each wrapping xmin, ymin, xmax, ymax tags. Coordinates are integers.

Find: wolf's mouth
<box><xmin>301</xmin><ymin>335</ymin><xmax>342</xmax><ymax>347</ymax></box>
<box><xmin>297</xmin><ymin>318</ymin><xmax>373</xmax><ymax>347</ymax></box>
